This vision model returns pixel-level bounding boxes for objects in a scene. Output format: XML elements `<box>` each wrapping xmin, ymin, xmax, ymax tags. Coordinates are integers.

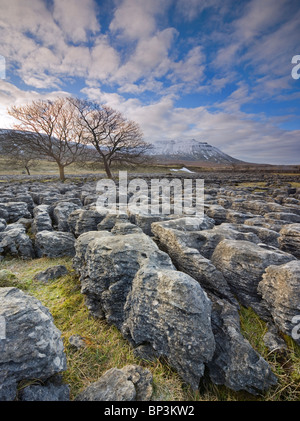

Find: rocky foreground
<box><xmin>0</xmin><ymin>172</ymin><xmax>299</xmax><ymax>401</ymax></box>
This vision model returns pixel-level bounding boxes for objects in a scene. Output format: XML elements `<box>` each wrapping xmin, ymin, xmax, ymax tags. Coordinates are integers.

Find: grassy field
<box><xmin>1</xmin><ymin>156</ymin><xmax>299</xmax><ymax>178</ymax></box>
<box><xmin>0</xmin><ymin>157</ymin><xmax>183</xmax><ymax>177</ymax></box>
<box><xmin>1</xmin><ymin>256</ymin><xmax>299</xmax><ymax>401</ymax></box>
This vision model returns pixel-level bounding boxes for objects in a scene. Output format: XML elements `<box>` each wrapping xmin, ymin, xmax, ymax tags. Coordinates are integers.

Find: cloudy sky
<box><xmin>0</xmin><ymin>0</ymin><xmax>299</xmax><ymax>164</ymax></box>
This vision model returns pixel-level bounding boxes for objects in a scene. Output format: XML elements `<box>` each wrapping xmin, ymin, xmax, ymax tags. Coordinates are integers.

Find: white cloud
<box><xmin>174</xmin><ymin>0</ymin><xmax>223</xmax><ymax>21</ymax></box>
<box><xmin>111</xmin><ymin>28</ymin><xmax>177</xmax><ymax>84</ymax></box>
<box><xmin>52</xmin><ymin>0</ymin><xmax>100</xmax><ymax>43</ymax></box>
<box><xmin>169</xmin><ymin>46</ymin><xmax>206</xmax><ymax>84</ymax></box>
<box><xmin>109</xmin><ymin>0</ymin><xmax>171</xmax><ymax>40</ymax></box>
<box><xmin>88</xmin><ymin>37</ymin><xmax>120</xmax><ymax>81</ymax></box>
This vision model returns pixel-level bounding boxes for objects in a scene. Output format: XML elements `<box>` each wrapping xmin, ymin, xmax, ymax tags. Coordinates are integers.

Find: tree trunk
<box><xmin>103</xmin><ymin>157</ymin><xmax>112</xmax><ymax>178</ymax></box>
<box><xmin>25</xmin><ymin>165</ymin><xmax>31</xmax><ymax>175</ymax></box>
<box><xmin>58</xmin><ymin>163</ymin><xmax>66</xmax><ymax>182</ymax></box>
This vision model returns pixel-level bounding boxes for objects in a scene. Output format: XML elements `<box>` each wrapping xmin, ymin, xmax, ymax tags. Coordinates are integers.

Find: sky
<box><xmin>0</xmin><ymin>0</ymin><xmax>299</xmax><ymax>165</ymax></box>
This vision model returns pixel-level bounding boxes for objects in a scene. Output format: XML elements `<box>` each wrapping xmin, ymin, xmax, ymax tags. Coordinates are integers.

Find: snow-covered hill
<box><xmin>149</xmin><ymin>139</ymin><xmax>242</xmax><ymax>164</ymax></box>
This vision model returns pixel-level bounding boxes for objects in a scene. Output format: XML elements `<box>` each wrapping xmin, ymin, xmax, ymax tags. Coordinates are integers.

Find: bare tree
<box><xmin>68</xmin><ymin>98</ymin><xmax>152</xmax><ymax>178</ymax></box>
<box><xmin>0</xmin><ymin>130</ymin><xmax>38</xmax><ymax>175</ymax></box>
<box><xmin>8</xmin><ymin>98</ymin><xmax>87</xmax><ymax>181</ymax></box>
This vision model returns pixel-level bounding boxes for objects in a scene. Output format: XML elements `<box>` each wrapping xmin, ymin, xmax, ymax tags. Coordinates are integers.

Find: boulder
<box><xmin>264</xmin><ymin>212</ymin><xmax>300</xmax><ymax>224</ymax></box>
<box><xmin>122</xmin><ymin>264</ymin><xmax>215</xmax><ymax>390</ymax></box>
<box><xmin>244</xmin><ymin>217</ymin><xmax>285</xmax><ymax>233</ymax></box>
<box><xmin>97</xmin><ymin>213</ymin><xmax>130</xmax><ymax>232</ymax></box>
<box><xmin>18</xmin><ymin>376</ymin><xmax>70</xmax><ymax>401</ymax></box>
<box><xmin>0</xmin><ymin>202</ymin><xmax>31</xmax><ymax>223</ymax></box>
<box><xmin>225</xmin><ymin>210</ymin><xmax>256</xmax><ymax>224</ymax></box>
<box><xmin>258</xmin><ymin>261</ymin><xmax>300</xmax><ymax>345</ymax></box>
<box><xmin>211</xmin><ymin>240</ymin><xmax>296</xmax><ymax>318</ymax></box>
<box><xmin>74</xmin><ymin>228</ymin><xmax>173</xmax><ymax>323</ymax></box>
<box><xmin>0</xmin><ymin>226</ymin><xmax>35</xmax><ymax>260</ymax></box>
<box><xmin>0</xmin><ymin>205</ymin><xmax>9</xmax><ymax>222</ymax></box>
<box><xmin>16</xmin><ymin>217</ymin><xmax>33</xmax><ymax>230</ymax></box>
<box><xmin>68</xmin><ymin>335</ymin><xmax>86</xmax><ymax>350</ymax></box>
<box><xmin>35</xmin><ymin>230</ymin><xmax>76</xmax><ymax>258</ymax></box>
<box><xmin>68</xmin><ymin>208</ymin><xmax>107</xmax><ymax>237</ymax></box>
<box><xmin>53</xmin><ymin>201</ymin><xmax>81</xmax><ymax>232</ymax></box>
<box><xmin>151</xmin><ymin>219</ymin><xmax>236</xmax><ymax>304</ymax></box>
<box><xmin>128</xmin><ymin>212</ymin><xmax>174</xmax><ymax>236</ymax></box>
<box><xmin>75</xmin><ymin>365</ymin><xmax>153</xmax><ymax>401</ymax></box>
<box><xmin>205</xmin><ymin>205</ymin><xmax>227</xmax><ymax>225</ymax></box>
<box><xmin>15</xmin><ymin>194</ymin><xmax>34</xmax><ymax>214</ymax></box>
<box><xmin>231</xmin><ymin>224</ymin><xmax>280</xmax><ymax>248</ymax></box>
<box><xmin>191</xmin><ymin>223</ymin><xmax>260</xmax><ymax>260</ymax></box>
<box><xmin>206</xmin><ymin>296</ymin><xmax>277</xmax><ymax>394</ymax></box>
<box><xmin>73</xmin><ymin>227</ymin><xmax>215</xmax><ymax>390</ymax></box>
<box><xmin>150</xmin><ymin>216</ymin><xmax>215</xmax><ymax>233</ymax></box>
<box><xmin>0</xmin><ymin>218</ymin><xmax>7</xmax><ymax>232</ymax></box>
<box><xmin>262</xmin><ymin>324</ymin><xmax>288</xmax><ymax>353</ymax></box>
<box><xmin>31</xmin><ymin>205</ymin><xmax>53</xmax><ymax>234</ymax></box>
<box><xmin>0</xmin><ymin>288</ymin><xmax>67</xmax><ymax>401</ymax></box>
<box><xmin>34</xmin><ymin>265</ymin><xmax>68</xmax><ymax>283</ymax></box>
<box><xmin>278</xmin><ymin>223</ymin><xmax>300</xmax><ymax>258</ymax></box>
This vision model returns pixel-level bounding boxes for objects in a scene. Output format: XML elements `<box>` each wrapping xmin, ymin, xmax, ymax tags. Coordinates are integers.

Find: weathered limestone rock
<box><xmin>151</xmin><ymin>219</ymin><xmax>236</xmax><ymax>304</ymax></box>
<box><xmin>122</xmin><ymin>264</ymin><xmax>215</xmax><ymax>390</ymax></box>
<box><xmin>0</xmin><ymin>225</ymin><xmax>35</xmax><ymax>260</ymax></box>
<box><xmin>31</xmin><ymin>205</ymin><xmax>53</xmax><ymax>234</ymax></box>
<box><xmin>258</xmin><ymin>261</ymin><xmax>300</xmax><ymax>345</ymax></box>
<box><xmin>35</xmin><ymin>230</ymin><xmax>76</xmax><ymax>258</ymax></box>
<box><xmin>68</xmin><ymin>208</ymin><xmax>107</xmax><ymax>237</ymax></box>
<box><xmin>75</xmin><ymin>365</ymin><xmax>153</xmax><ymax>401</ymax></box>
<box><xmin>211</xmin><ymin>240</ymin><xmax>296</xmax><ymax>318</ymax></box>
<box><xmin>231</xmin><ymin>199</ymin><xmax>289</xmax><ymax>216</ymax></box>
<box><xmin>73</xmin><ymin>228</ymin><xmax>168</xmax><ymax>323</ymax></box>
<box><xmin>206</xmin><ymin>297</ymin><xmax>277</xmax><ymax>394</ymax></box>
<box><xmin>128</xmin><ymin>212</ymin><xmax>174</xmax><ymax>236</ymax></box>
<box><xmin>0</xmin><ymin>202</ymin><xmax>31</xmax><ymax>223</ymax></box>
<box><xmin>192</xmin><ymin>223</ymin><xmax>260</xmax><ymax>259</ymax></box>
<box><xmin>0</xmin><ymin>218</ymin><xmax>7</xmax><ymax>232</ymax></box>
<box><xmin>244</xmin><ymin>217</ymin><xmax>285</xmax><ymax>233</ymax></box>
<box><xmin>278</xmin><ymin>223</ymin><xmax>300</xmax><ymax>258</ymax></box>
<box><xmin>15</xmin><ymin>194</ymin><xmax>34</xmax><ymax>214</ymax></box>
<box><xmin>16</xmin><ymin>217</ymin><xmax>33</xmax><ymax>230</ymax></box>
<box><xmin>0</xmin><ymin>288</ymin><xmax>67</xmax><ymax>401</ymax></box>
<box><xmin>18</xmin><ymin>376</ymin><xmax>70</xmax><ymax>401</ymax></box>
<box><xmin>97</xmin><ymin>213</ymin><xmax>130</xmax><ymax>231</ymax></box>
<box><xmin>151</xmin><ymin>216</ymin><xmax>215</xmax><ymax>233</ymax></box>
<box><xmin>264</xmin><ymin>212</ymin><xmax>300</xmax><ymax>224</ymax></box>
<box><xmin>73</xmin><ymin>227</ymin><xmax>215</xmax><ymax>390</ymax></box>
<box><xmin>230</xmin><ymin>223</ymin><xmax>280</xmax><ymax>248</ymax></box>
<box><xmin>34</xmin><ymin>265</ymin><xmax>68</xmax><ymax>283</ymax></box>
<box><xmin>262</xmin><ymin>324</ymin><xmax>288</xmax><ymax>353</ymax></box>
<box><xmin>53</xmin><ymin>201</ymin><xmax>81</xmax><ymax>232</ymax></box>
<box><xmin>68</xmin><ymin>334</ymin><xmax>86</xmax><ymax>350</ymax></box>
<box><xmin>205</xmin><ymin>204</ymin><xmax>227</xmax><ymax>224</ymax></box>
